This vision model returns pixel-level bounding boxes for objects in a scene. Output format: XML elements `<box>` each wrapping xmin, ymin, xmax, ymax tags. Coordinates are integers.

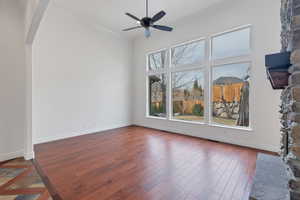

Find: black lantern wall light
<box><xmin>265</xmin><ymin>52</ymin><xmax>291</xmax><ymax>89</ymax></box>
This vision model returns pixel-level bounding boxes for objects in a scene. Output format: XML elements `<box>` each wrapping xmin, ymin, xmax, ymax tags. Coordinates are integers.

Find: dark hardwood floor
<box><xmin>34</xmin><ymin>126</ymin><xmax>266</xmax><ymax>200</ymax></box>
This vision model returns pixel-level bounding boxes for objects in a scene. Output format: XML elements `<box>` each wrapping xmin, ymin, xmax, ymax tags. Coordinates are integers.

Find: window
<box><xmin>172</xmin><ymin>70</ymin><xmax>205</xmax><ymax>122</ymax></box>
<box><xmin>148</xmin><ymin>50</ymin><xmax>166</xmax><ymax>71</ymax></box>
<box><xmin>171</xmin><ymin>40</ymin><xmax>205</xmax><ymax>66</ymax></box>
<box><xmin>146</xmin><ymin>25</ymin><xmax>251</xmax><ymax>129</ymax></box>
<box><xmin>211</xmin><ymin>27</ymin><xmax>251</xmax><ymax>127</ymax></box>
<box><xmin>170</xmin><ymin>39</ymin><xmax>206</xmax><ymax>123</ymax></box>
<box><xmin>212</xmin><ymin>27</ymin><xmax>251</xmax><ymax>60</ymax></box>
<box><xmin>148</xmin><ymin>74</ymin><xmax>167</xmax><ymax>117</ymax></box>
<box><xmin>212</xmin><ymin>63</ymin><xmax>250</xmax><ymax>127</ymax></box>
<box><xmin>147</xmin><ymin>50</ymin><xmax>167</xmax><ymax>118</ymax></box>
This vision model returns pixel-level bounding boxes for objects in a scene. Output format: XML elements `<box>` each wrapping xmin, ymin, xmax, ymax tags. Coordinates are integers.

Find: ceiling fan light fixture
<box><xmin>145</xmin><ymin>28</ymin><xmax>151</xmax><ymax>38</ymax></box>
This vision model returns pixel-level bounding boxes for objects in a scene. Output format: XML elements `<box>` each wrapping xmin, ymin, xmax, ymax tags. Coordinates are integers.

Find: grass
<box><xmin>173</xmin><ymin>115</ymin><xmax>204</xmax><ymax>122</ymax></box>
<box><xmin>212</xmin><ymin>117</ymin><xmax>236</xmax><ymax>126</ymax></box>
<box><xmin>173</xmin><ymin>115</ymin><xmax>237</xmax><ymax>126</ymax></box>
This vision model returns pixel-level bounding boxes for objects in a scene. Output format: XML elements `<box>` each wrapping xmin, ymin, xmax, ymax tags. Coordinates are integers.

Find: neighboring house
<box><xmin>213</xmin><ymin>77</ymin><xmax>245</xmax><ymax>103</ymax></box>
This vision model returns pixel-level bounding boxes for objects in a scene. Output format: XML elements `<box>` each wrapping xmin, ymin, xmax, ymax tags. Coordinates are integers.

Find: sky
<box><xmin>173</xmin><ymin>70</ymin><xmax>204</xmax><ymax>90</ymax></box>
<box><xmin>212</xmin><ymin>63</ymin><xmax>250</xmax><ymax>81</ymax></box>
<box><xmin>212</xmin><ymin>28</ymin><xmax>250</xmax><ymax>59</ymax></box>
<box><xmin>172</xmin><ymin>40</ymin><xmax>205</xmax><ymax>66</ymax></box>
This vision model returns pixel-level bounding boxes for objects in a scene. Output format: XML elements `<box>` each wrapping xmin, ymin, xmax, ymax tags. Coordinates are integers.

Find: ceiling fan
<box><xmin>123</xmin><ymin>0</ymin><xmax>173</xmax><ymax>38</ymax></box>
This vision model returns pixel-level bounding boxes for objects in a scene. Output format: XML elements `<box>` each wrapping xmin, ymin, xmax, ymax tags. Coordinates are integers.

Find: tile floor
<box><xmin>0</xmin><ymin>158</ymin><xmax>52</xmax><ymax>200</ymax></box>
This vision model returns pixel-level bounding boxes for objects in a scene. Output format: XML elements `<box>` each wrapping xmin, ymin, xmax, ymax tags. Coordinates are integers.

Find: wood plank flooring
<box><xmin>34</xmin><ymin>126</ymin><xmax>268</xmax><ymax>200</ymax></box>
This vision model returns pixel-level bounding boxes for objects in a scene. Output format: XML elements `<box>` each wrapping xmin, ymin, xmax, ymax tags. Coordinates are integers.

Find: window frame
<box><xmin>209</xmin><ymin>25</ymin><xmax>252</xmax><ymax>130</ymax></box>
<box><xmin>210</xmin><ymin>61</ymin><xmax>252</xmax><ymax>130</ymax></box>
<box><xmin>169</xmin><ymin>38</ymin><xmax>207</xmax><ymax>124</ymax></box>
<box><xmin>147</xmin><ymin>48</ymin><xmax>168</xmax><ymax>74</ymax></box>
<box><xmin>145</xmin><ymin>24</ymin><xmax>253</xmax><ymax>131</ymax></box>
<box><xmin>210</xmin><ymin>25</ymin><xmax>252</xmax><ymax>61</ymax></box>
<box><xmin>146</xmin><ymin>48</ymin><xmax>168</xmax><ymax>119</ymax></box>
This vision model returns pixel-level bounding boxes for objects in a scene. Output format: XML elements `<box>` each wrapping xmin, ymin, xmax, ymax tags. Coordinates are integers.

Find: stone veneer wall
<box><xmin>280</xmin><ymin>0</ymin><xmax>300</xmax><ymax>199</ymax></box>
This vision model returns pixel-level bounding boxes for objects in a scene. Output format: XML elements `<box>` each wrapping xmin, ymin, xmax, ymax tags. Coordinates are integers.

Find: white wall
<box><xmin>32</xmin><ymin>2</ymin><xmax>133</xmax><ymax>144</ymax></box>
<box><xmin>132</xmin><ymin>0</ymin><xmax>282</xmax><ymax>152</ymax></box>
<box><xmin>24</xmin><ymin>0</ymin><xmax>50</xmax><ymax>160</ymax></box>
<box><xmin>0</xmin><ymin>0</ymin><xmax>27</xmax><ymax>161</ymax></box>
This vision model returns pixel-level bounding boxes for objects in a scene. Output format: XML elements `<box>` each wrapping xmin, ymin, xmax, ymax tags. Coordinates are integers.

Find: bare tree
<box><xmin>149</xmin><ymin>43</ymin><xmax>204</xmax><ymax>115</ymax></box>
<box><xmin>149</xmin><ymin>51</ymin><xmax>167</xmax><ymax>115</ymax></box>
<box><xmin>237</xmin><ymin>75</ymin><xmax>250</xmax><ymax>126</ymax></box>
<box><xmin>172</xmin><ymin>43</ymin><xmax>203</xmax><ymax>89</ymax></box>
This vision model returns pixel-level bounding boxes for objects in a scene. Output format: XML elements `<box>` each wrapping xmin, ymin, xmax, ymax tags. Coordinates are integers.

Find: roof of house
<box><xmin>213</xmin><ymin>76</ymin><xmax>244</xmax><ymax>85</ymax></box>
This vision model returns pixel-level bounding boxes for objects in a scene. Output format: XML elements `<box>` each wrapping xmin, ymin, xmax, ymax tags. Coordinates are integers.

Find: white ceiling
<box><xmin>53</xmin><ymin>0</ymin><xmax>225</xmax><ymax>39</ymax></box>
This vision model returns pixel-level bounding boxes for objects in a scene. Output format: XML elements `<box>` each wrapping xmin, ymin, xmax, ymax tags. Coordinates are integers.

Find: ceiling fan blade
<box><xmin>125</xmin><ymin>13</ymin><xmax>140</xmax><ymax>21</ymax></box>
<box><xmin>123</xmin><ymin>26</ymin><xmax>143</xmax><ymax>31</ymax></box>
<box><xmin>151</xmin><ymin>11</ymin><xmax>166</xmax><ymax>23</ymax></box>
<box><xmin>145</xmin><ymin>28</ymin><xmax>151</xmax><ymax>38</ymax></box>
<box><xmin>152</xmin><ymin>25</ymin><xmax>173</xmax><ymax>32</ymax></box>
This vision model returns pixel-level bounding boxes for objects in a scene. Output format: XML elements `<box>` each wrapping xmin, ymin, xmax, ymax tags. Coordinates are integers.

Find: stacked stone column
<box><xmin>281</xmin><ymin>0</ymin><xmax>300</xmax><ymax>199</ymax></box>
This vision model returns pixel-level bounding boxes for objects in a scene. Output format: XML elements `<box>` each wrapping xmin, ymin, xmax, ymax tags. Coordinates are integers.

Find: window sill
<box><xmin>145</xmin><ymin>115</ymin><xmax>168</xmax><ymax>120</ymax></box>
<box><xmin>169</xmin><ymin>118</ymin><xmax>206</xmax><ymax>125</ymax></box>
<box><xmin>209</xmin><ymin>122</ymin><xmax>253</xmax><ymax>132</ymax></box>
<box><xmin>145</xmin><ymin>116</ymin><xmax>253</xmax><ymax>132</ymax></box>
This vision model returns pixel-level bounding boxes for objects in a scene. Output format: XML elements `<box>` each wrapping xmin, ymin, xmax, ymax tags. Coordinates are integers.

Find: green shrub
<box><xmin>193</xmin><ymin>104</ymin><xmax>204</xmax><ymax>116</ymax></box>
<box><xmin>150</xmin><ymin>103</ymin><xmax>165</xmax><ymax>116</ymax></box>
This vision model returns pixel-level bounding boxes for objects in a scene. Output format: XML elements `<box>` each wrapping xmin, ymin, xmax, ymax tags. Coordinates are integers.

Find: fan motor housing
<box><xmin>141</xmin><ymin>17</ymin><xmax>152</xmax><ymax>28</ymax></box>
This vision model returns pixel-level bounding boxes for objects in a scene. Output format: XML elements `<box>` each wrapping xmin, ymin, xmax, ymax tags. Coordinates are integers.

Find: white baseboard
<box><xmin>32</xmin><ymin>122</ymin><xmax>278</xmax><ymax>153</ymax></box>
<box><xmin>24</xmin><ymin>151</ymin><xmax>35</xmax><ymax>160</ymax></box>
<box><xmin>0</xmin><ymin>150</ymin><xmax>24</xmax><ymax>162</ymax></box>
<box><xmin>133</xmin><ymin>123</ymin><xmax>279</xmax><ymax>153</ymax></box>
<box><xmin>34</xmin><ymin>123</ymin><xmax>132</xmax><ymax>144</ymax></box>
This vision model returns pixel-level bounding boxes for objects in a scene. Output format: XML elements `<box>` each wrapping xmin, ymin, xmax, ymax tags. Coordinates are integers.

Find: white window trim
<box><xmin>145</xmin><ymin>72</ymin><xmax>168</xmax><ymax>119</ymax></box>
<box><xmin>209</xmin><ymin>62</ymin><xmax>252</xmax><ymax>129</ymax></box>
<box><xmin>145</xmin><ymin>24</ymin><xmax>253</xmax><ymax>131</ymax></box>
<box><xmin>209</xmin><ymin>24</ymin><xmax>252</xmax><ymax>130</ymax></box>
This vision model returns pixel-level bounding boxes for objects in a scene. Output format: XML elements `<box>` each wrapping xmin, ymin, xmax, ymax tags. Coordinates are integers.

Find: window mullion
<box><xmin>170</xmin><ymin>64</ymin><xmax>206</xmax><ymax>73</ymax></box>
<box><xmin>205</xmin><ymin>37</ymin><xmax>211</xmax><ymax>125</ymax></box>
<box><xmin>167</xmin><ymin>49</ymin><xmax>172</xmax><ymax>120</ymax></box>
<box><xmin>211</xmin><ymin>55</ymin><xmax>251</xmax><ymax>67</ymax></box>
